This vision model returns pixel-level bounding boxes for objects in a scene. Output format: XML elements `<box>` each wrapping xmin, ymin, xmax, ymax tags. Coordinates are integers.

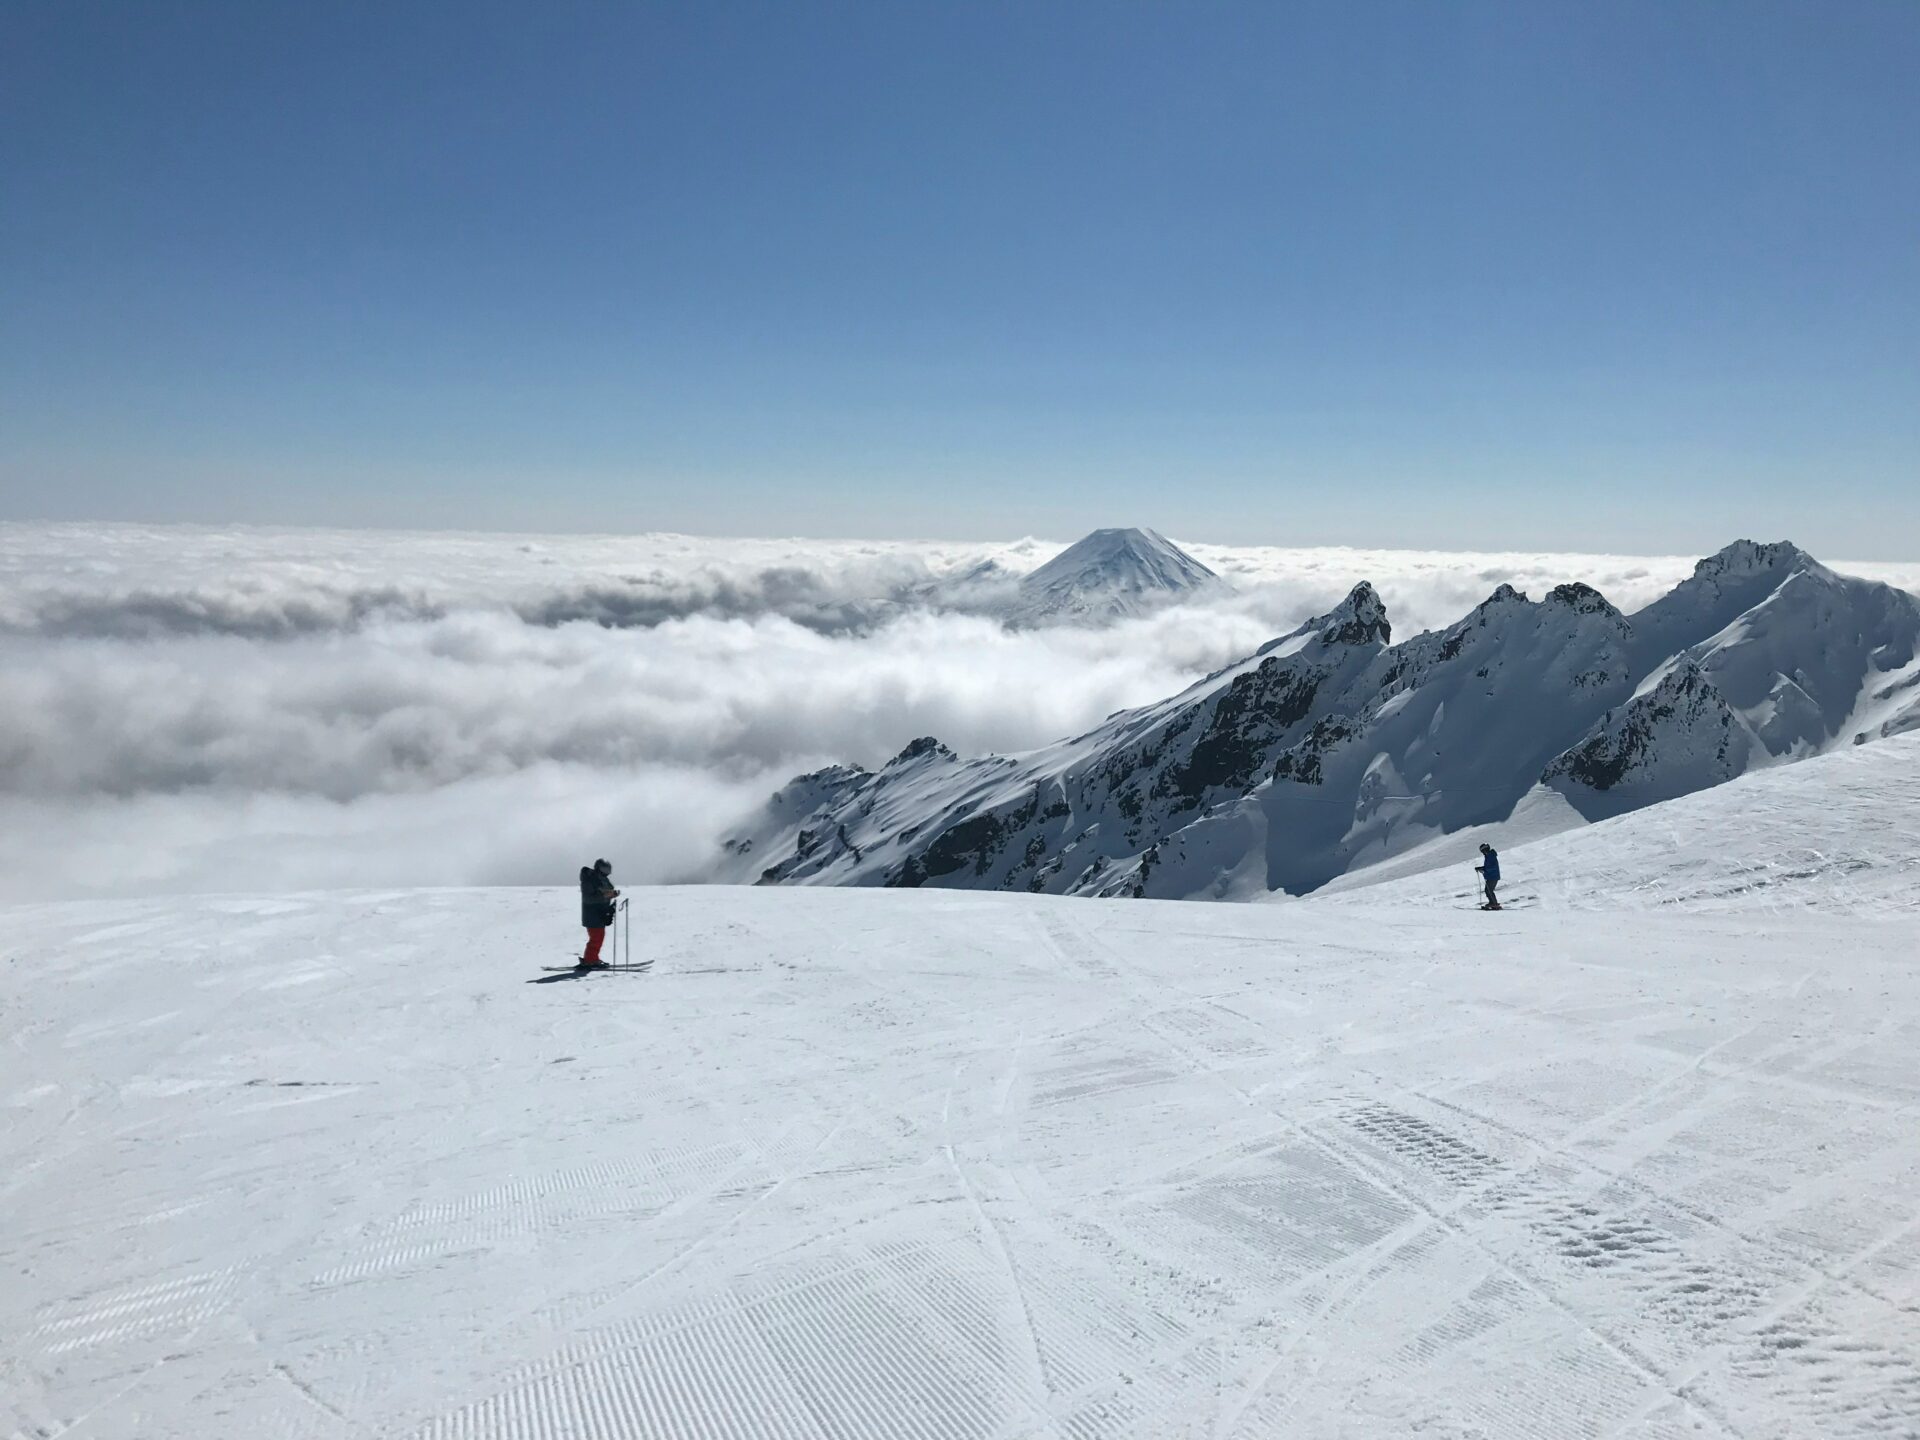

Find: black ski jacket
<box><xmin>580</xmin><ymin>867</ymin><xmax>617</xmax><ymax>927</ymax></box>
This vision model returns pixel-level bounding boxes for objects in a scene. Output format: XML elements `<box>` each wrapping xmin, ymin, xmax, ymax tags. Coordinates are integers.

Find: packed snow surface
<box><xmin>5</xmin><ymin>741</ymin><xmax>1919</xmax><ymax>1438</ymax></box>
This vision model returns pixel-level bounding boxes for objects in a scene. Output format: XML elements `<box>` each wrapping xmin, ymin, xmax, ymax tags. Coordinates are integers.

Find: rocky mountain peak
<box><xmin>1318</xmin><ymin>581</ymin><xmax>1392</xmax><ymax>646</ymax></box>
<box><xmin>1691</xmin><ymin>539</ymin><xmax>1816</xmax><ymax>584</ymax></box>
<box><xmin>1546</xmin><ymin>581</ymin><xmax>1620</xmax><ymax>617</ymax></box>
<box><xmin>1650</xmin><ymin>653</ymin><xmax>1713</xmax><ymax>694</ymax></box>
<box><xmin>888</xmin><ymin>736</ymin><xmax>957</xmax><ymax>767</ymax></box>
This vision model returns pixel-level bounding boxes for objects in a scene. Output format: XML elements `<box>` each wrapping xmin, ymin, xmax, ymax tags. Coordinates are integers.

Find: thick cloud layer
<box><xmin>0</xmin><ymin>523</ymin><xmax>1051</xmax><ymax>640</ymax></box>
<box><xmin>4</xmin><ymin>523</ymin><xmax>1915</xmax><ymax>901</ymax></box>
<box><xmin>1</xmin><ymin>609</ymin><xmax>1256</xmax><ymax>801</ymax></box>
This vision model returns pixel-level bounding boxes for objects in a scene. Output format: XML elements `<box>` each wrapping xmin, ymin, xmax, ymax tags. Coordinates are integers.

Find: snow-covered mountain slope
<box><xmin>725</xmin><ymin>540</ymin><xmax>1920</xmax><ymax>898</ymax></box>
<box><xmin>1544</xmin><ymin>543</ymin><xmax>1920</xmax><ymax>819</ymax></box>
<box><xmin>998</xmin><ymin>527</ymin><xmax>1232</xmax><ymax>626</ymax></box>
<box><xmin>1330</xmin><ymin>730</ymin><xmax>1920</xmax><ymax>914</ymax></box>
<box><xmin>716</xmin><ymin>581</ymin><xmax>1398</xmax><ymax>896</ymax></box>
<box><xmin>8</xmin><ymin>773</ymin><xmax>1920</xmax><ymax>1436</ymax></box>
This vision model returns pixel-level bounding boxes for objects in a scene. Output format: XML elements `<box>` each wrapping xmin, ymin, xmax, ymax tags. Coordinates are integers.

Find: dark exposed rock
<box><xmin>1547</xmin><ymin>582</ymin><xmax>1619</xmax><ymax>616</ymax></box>
<box><xmin>1168</xmin><ymin>661</ymin><xmax>1322</xmax><ymax>798</ymax></box>
<box><xmin>913</xmin><ymin>786</ymin><xmax>1043</xmax><ymax>880</ymax></box>
<box><xmin>889</xmin><ymin>736</ymin><xmax>956</xmax><ymax>766</ymax></box>
<box><xmin>1130</xmin><ymin>843</ymin><xmax>1162</xmax><ymax>898</ymax></box>
<box><xmin>1272</xmin><ymin>715</ymin><xmax>1353</xmax><ymax>785</ymax></box>
<box><xmin>1548</xmin><ymin>724</ymin><xmax>1637</xmax><ymax>792</ymax></box>
<box><xmin>921</xmin><ymin>812</ymin><xmax>1006</xmax><ymax>877</ymax></box>
<box><xmin>1318</xmin><ymin>582</ymin><xmax>1392</xmax><ymax>646</ymax></box>
<box><xmin>1544</xmin><ymin>663</ymin><xmax>1728</xmax><ymax>791</ymax></box>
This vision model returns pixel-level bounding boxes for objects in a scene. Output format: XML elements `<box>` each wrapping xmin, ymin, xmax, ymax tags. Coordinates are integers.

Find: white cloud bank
<box><xmin>4</xmin><ymin>522</ymin><xmax>1914</xmax><ymax>901</ymax></box>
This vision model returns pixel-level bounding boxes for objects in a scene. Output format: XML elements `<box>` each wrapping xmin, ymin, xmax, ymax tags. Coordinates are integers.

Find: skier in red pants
<box><xmin>579</xmin><ymin>858</ymin><xmax>619</xmax><ymax>967</ymax></box>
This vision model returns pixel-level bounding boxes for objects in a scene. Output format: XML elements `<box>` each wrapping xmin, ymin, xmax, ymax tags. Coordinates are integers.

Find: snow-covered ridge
<box><xmin>725</xmin><ymin>539</ymin><xmax>1920</xmax><ymax>899</ymax></box>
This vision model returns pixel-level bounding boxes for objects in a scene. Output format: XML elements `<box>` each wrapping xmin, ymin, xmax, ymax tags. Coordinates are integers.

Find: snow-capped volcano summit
<box><xmin>1002</xmin><ymin>527</ymin><xmax>1230</xmax><ymax>626</ymax></box>
<box><xmin>723</xmin><ymin>539</ymin><xmax>1920</xmax><ymax>899</ymax></box>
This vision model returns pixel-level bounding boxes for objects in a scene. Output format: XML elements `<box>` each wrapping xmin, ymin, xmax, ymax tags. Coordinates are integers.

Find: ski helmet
<box><xmin>594</xmin><ymin>858</ymin><xmax>612</xmax><ymax>874</ymax></box>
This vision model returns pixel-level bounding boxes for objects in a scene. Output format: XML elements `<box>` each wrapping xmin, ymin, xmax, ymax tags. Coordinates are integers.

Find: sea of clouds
<box><xmin>5</xmin><ymin>522</ymin><xmax>1915</xmax><ymax>901</ymax></box>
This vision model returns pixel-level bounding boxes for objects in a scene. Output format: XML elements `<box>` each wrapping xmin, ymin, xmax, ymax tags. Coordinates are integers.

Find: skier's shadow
<box><xmin>527</xmin><ymin>962</ymin><xmax>654</xmax><ymax>984</ymax></box>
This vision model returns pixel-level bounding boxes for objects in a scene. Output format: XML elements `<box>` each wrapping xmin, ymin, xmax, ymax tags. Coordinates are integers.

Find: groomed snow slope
<box><xmin>5</xmin><ymin>761</ymin><xmax>1919</xmax><ymax>1438</ymax></box>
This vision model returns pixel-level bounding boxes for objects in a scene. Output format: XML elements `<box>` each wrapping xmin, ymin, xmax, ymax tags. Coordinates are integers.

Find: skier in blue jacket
<box><xmin>1475</xmin><ymin>844</ymin><xmax>1501</xmax><ymax>910</ymax></box>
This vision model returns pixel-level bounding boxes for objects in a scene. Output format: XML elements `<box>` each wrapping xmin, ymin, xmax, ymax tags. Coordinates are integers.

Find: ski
<box><xmin>539</xmin><ymin>962</ymin><xmax>653</xmax><ymax>973</ymax></box>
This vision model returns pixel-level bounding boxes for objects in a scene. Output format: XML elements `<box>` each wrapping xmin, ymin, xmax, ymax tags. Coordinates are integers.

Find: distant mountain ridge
<box><xmin>719</xmin><ymin>541</ymin><xmax>1920</xmax><ymax>899</ymax></box>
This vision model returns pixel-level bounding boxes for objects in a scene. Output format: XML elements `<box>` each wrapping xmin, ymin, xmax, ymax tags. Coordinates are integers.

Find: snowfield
<box><xmin>5</xmin><ymin>742</ymin><xmax>1919</xmax><ymax>1438</ymax></box>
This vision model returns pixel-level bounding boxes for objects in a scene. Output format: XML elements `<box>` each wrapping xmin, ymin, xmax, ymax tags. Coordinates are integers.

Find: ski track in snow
<box><xmin>3</xmin><ymin>841</ymin><xmax>1919</xmax><ymax>1437</ymax></box>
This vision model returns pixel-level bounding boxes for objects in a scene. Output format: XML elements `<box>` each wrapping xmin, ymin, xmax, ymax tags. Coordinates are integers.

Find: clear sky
<box><xmin>3</xmin><ymin>1</ymin><xmax>1916</xmax><ymax>555</ymax></box>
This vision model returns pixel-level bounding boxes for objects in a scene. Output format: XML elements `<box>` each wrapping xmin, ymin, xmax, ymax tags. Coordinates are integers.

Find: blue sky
<box><xmin>3</xmin><ymin>1</ymin><xmax>1916</xmax><ymax>554</ymax></box>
